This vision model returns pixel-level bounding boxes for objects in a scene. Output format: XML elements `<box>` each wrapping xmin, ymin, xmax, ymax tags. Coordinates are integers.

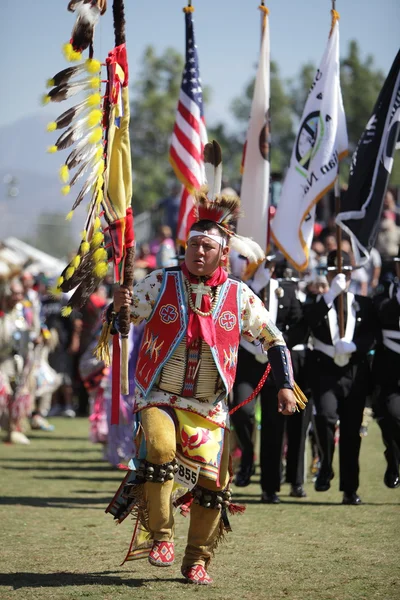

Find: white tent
<box><xmin>1</xmin><ymin>237</ymin><xmax>66</xmax><ymax>277</ymax></box>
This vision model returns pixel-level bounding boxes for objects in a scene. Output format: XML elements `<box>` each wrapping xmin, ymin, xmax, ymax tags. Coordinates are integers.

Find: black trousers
<box><xmin>309</xmin><ymin>352</ymin><xmax>369</xmax><ymax>493</ymax></box>
<box><xmin>231</xmin><ymin>347</ymin><xmax>312</xmax><ymax>493</ymax></box>
<box><xmin>374</xmin><ymin>386</ymin><xmax>400</xmax><ymax>473</ymax></box>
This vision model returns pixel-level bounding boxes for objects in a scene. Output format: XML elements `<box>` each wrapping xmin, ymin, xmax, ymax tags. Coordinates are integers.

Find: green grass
<box><xmin>0</xmin><ymin>418</ymin><xmax>399</xmax><ymax>600</ymax></box>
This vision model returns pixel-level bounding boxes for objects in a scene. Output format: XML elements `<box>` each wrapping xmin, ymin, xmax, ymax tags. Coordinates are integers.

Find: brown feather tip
<box><xmin>203</xmin><ymin>140</ymin><xmax>222</xmax><ymax>167</ymax></box>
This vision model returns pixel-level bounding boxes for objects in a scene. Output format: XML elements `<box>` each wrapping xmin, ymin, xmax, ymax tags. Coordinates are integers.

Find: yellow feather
<box><xmin>95</xmin><ymin>174</ymin><xmax>104</xmax><ymax>190</ymax></box>
<box><xmin>61</xmin><ymin>306</ymin><xmax>73</xmax><ymax>317</ymax></box>
<box><xmin>96</xmin><ymin>188</ymin><xmax>104</xmax><ymax>205</ymax></box>
<box><xmin>66</xmin><ymin>211</ymin><xmax>74</xmax><ymax>221</ymax></box>
<box><xmin>71</xmin><ymin>50</ymin><xmax>82</xmax><ymax>62</ymax></box>
<box><xmin>95</xmin><ymin>146</ymin><xmax>104</xmax><ymax>160</ymax></box>
<box><xmin>89</xmin><ymin>127</ymin><xmax>102</xmax><ymax>145</ymax></box>
<box><xmin>47</xmin><ymin>145</ymin><xmax>57</xmax><ymax>154</ymax></box>
<box><xmin>62</xmin><ymin>43</ymin><xmax>74</xmax><ymax>61</ymax></box>
<box><xmin>49</xmin><ymin>285</ymin><xmax>62</xmax><ymax>297</ymax></box>
<box><xmin>46</xmin><ymin>78</ymin><xmax>55</xmax><ymax>88</ymax></box>
<box><xmin>42</xmin><ymin>94</ymin><xmax>51</xmax><ymax>106</ymax></box>
<box><xmin>85</xmin><ymin>59</ymin><xmax>101</xmax><ymax>74</ymax></box>
<box><xmin>93</xmin><ymin>248</ymin><xmax>108</xmax><ymax>263</ymax></box>
<box><xmin>72</xmin><ymin>255</ymin><xmax>81</xmax><ymax>268</ymax></box>
<box><xmin>94</xmin><ymin>217</ymin><xmax>101</xmax><ymax>230</ymax></box>
<box><xmin>57</xmin><ymin>276</ymin><xmax>64</xmax><ymax>287</ymax></box>
<box><xmin>90</xmin><ymin>231</ymin><xmax>104</xmax><ymax>249</ymax></box>
<box><xmin>87</xmin><ymin>92</ymin><xmax>102</xmax><ymax>107</ymax></box>
<box><xmin>65</xmin><ymin>266</ymin><xmax>75</xmax><ymax>280</ymax></box>
<box><xmin>47</xmin><ymin>122</ymin><xmax>57</xmax><ymax>132</ymax></box>
<box><xmin>80</xmin><ymin>241</ymin><xmax>90</xmax><ymax>255</ymax></box>
<box><xmin>93</xmin><ymin>262</ymin><xmax>108</xmax><ymax>278</ymax></box>
<box><xmin>61</xmin><ymin>185</ymin><xmax>71</xmax><ymax>196</ymax></box>
<box><xmin>87</xmin><ymin>109</ymin><xmax>103</xmax><ymax>128</ymax></box>
<box><xmin>89</xmin><ymin>77</ymin><xmax>101</xmax><ymax>89</ymax></box>
<box><xmin>59</xmin><ymin>165</ymin><xmax>69</xmax><ymax>183</ymax></box>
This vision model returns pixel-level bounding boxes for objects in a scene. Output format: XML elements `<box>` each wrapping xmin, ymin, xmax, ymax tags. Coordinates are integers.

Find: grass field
<box><xmin>0</xmin><ymin>417</ymin><xmax>399</xmax><ymax>600</ymax></box>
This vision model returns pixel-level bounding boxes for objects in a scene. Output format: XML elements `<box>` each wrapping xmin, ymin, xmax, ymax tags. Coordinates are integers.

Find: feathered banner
<box><xmin>43</xmin><ymin>0</ymin><xmax>134</xmax><ymax>421</ymax></box>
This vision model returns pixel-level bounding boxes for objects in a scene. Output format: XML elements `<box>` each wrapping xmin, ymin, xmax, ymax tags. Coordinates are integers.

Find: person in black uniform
<box><xmin>302</xmin><ymin>250</ymin><xmax>378</xmax><ymax>505</ymax></box>
<box><xmin>230</xmin><ymin>256</ymin><xmax>308</xmax><ymax>503</ymax></box>
<box><xmin>372</xmin><ymin>250</ymin><xmax>400</xmax><ymax>489</ymax></box>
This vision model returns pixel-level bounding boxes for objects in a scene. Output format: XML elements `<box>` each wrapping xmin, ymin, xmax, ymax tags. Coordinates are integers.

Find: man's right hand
<box><xmin>323</xmin><ymin>273</ymin><xmax>347</xmax><ymax>306</ymax></box>
<box><xmin>113</xmin><ymin>286</ymin><xmax>132</xmax><ymax>312</ymax></box>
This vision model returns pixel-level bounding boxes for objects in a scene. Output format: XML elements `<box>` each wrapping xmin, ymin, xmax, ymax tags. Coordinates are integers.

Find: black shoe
<box><xmin>261</xmin><ymin>492</ymin><xmax>280</xmax><ymax>504</ymax></box>
<box><xmin>384</xmin><ymin>469</ymin><xmax>400</xmax><ymax>489</ymax></box>
<box><xmin>290</xmin><ymin>485</ymin><xmax>307</xmax><ymax>498</ymax></box>
<box><xmin>315</xmin><ymin>471</ymin><xmax>334</xmax><ymax>492</ymax></box>
<box><xmin>342</xmin><ymin>492</ymin><xmax>362</xmax><ymax>505</ymax></box>
<box><xmin>234</xmin><ymin>465</ymin><xmax>254</xmax><ymax>487</ymax></box>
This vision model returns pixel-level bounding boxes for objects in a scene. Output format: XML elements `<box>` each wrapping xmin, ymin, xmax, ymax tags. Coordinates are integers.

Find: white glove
<box><xmin>334</xmin><ymin>339</ymin><xmax>357</xmax><ymax>356</ymax></box>
<box><xmin>249</xmin><ymin>266</ymin><xmax>271</xmax><ymax>295</ymax></box>
<box><xmin>323</xmin><ymin>273</ymin><xmax>347</xmax><ymax>306</ymax></box>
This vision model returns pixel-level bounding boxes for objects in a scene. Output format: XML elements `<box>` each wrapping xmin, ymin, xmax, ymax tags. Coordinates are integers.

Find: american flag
<box><xmin>169</xmin><ymin>9</ymin><xmax>207</xmax><ymax>245</ymax></box>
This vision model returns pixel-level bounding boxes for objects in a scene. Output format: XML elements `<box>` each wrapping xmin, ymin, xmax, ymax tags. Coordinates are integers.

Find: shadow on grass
<box><xmin>0</xmin><ymin>496</ymin><xmax>112</xmax><ymax>509</ymax></box>
<box><xmin>22</xmin><ymin>435</ymin><xmax>90</xmax><ymax>441</ymax></box>
<box><xmin>32</xmin><ymin>475</ymin><xmax>122</xmax><ymax>482</ymax></box>
<box><xmin>0</xmin><ymin>571</ymin><xmax>184</xmax><ymax>589</ymax></box>
<box><xmin>232</xmin><ymin>496</ymin><xmax>400</xmax><ymax>506</ymax></box>
<box><xmin>0</xmin><ymin>465</ymin><xmax>114</xmax><ymax>472</ymax></box>
<box><xmin>0</xmin><ymin>458</ymin><xmax>106</xmax><ymax>464</ymax></box>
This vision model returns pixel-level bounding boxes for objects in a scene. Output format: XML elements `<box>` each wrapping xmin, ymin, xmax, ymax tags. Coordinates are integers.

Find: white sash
<box><xmin>314</xmin><ymin>293</ymin><xmax>356</xmax><ymax>366</ymax></box>
<box><xmin>382</xmin><ymin>329</ymin><xmax>400</xmax><ymax>354</ymax></box>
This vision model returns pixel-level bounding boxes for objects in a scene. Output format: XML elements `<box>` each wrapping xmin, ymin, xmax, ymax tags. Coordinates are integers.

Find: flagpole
<box><xmin>331</xmin><ymin>0</ymin><xmax>345</xmax><ymax>338</ymax></box>
<box><xmin>334</xmin><ymin>176</ymin><xmax>345</xmax><ymax>338</ymax></box>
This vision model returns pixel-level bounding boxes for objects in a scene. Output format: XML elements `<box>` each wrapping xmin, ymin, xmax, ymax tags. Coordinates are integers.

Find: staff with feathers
<box><xmin>43</xmin><ymin>0</ymin><xmax>135</xmax><ymax>413</ymax></box>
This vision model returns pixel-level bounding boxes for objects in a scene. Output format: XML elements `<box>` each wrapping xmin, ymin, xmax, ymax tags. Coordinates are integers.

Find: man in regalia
<box><xmin>106</xmin><ymin>142</ymin><xmax>304</xmax><ymax>585</ymax></box>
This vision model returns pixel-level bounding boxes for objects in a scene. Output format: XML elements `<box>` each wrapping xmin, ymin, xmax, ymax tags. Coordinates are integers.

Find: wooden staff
<box><xmin>112</xmin><ymin>0</ymin><xmax>134</xmax><ymax>395</ymax></box>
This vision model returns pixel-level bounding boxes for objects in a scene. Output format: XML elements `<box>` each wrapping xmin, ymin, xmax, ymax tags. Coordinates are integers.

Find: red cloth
<box><xmin>181</xmin><ymin>263</ymin><xmax>228</xmax><ymax>348</ymax></box>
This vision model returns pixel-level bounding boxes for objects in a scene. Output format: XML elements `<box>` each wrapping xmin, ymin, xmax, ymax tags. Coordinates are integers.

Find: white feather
<box><xmin>229</xmin><ymin>234</ymin><xmax>265</xmax><ymax>264</ymax></box>
<box><xmin>204</xmin><ymin>162</ymin><xmax>222</xmax><ymax>201</ymax></box>
<box><xmin>76</xmin><ymin>3</ymin><xmax>101</xmax><ymax>26</ymax></box>
<box><xmin>66</xmin><ymin>136</ymin><xmax>98</xmax><ymax>170</ymax></box>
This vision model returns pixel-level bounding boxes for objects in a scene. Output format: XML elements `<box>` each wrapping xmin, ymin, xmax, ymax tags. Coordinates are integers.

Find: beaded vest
<box><xmin>135</xmin><ymin>268</ymin><xmax>242</xmax><ymax>398</ymax></box>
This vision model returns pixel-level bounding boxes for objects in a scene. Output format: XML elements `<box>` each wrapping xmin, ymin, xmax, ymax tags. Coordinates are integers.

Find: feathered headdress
<box><xmin>195</xmin><ymin>141</ymin><xmax>265</xmax><ymax>264</ymax></box>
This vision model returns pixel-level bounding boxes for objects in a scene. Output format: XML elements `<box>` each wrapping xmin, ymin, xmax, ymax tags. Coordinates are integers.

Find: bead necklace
<box><xmin>184</xmin><ymin>277</ymin><xmax>221</xmax><ymax>317</ymax></box>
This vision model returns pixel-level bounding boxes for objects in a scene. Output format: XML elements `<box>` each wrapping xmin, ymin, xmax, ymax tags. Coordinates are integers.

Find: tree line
<box><xmin>130</xmin><ymin>40</ymin><xmax>399</xmax><ymax>213</ymax></box>
<box><xmin>31</xmin><ymin>41</ymin><xmax>399</xmax><ymax>259</ymax></box>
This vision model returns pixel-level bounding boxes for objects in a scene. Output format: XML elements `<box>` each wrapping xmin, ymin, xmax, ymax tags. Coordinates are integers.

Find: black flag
<box><xmin>336</xmin><ymin>50</ymin><xmax>400</xmax><ymax>263</ymax></box>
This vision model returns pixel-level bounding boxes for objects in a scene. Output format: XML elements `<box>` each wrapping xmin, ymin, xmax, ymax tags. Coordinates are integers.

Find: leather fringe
<box><xmin>94</xmin><ymin>320</ymin><xmax>112</xmax><ymax>365</ymax></box>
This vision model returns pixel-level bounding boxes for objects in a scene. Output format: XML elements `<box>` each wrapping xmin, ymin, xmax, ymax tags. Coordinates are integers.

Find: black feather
<box><xmin>49</xmin><ymin>65</ymin><xmax>85</xmax><ymax>88</ymax></box>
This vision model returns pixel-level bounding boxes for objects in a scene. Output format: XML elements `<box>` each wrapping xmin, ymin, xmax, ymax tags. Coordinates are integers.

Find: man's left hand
<box><xmin>278</xmin><ymin>388</ymin><xmax>297</xmax><ymax>416</ymax></box>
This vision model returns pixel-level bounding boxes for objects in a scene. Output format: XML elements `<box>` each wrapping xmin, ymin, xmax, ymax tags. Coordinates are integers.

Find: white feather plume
<box><xmin>229</xmin><ymin>234</ymin><xmax>265</xmax><ymax>265</ymax></box>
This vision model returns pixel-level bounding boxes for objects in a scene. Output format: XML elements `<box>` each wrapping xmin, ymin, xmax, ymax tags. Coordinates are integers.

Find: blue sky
<box><xmin>1</xmin><ymin>0</ymin><xmax>399</xmax><ymax>129</ymax></box>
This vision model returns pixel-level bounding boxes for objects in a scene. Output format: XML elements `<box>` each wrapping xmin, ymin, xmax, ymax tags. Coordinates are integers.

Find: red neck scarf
<box><xmin>181</xmin><ymin>263</ymin><xmax>228</xmax><ymax>347</ymax></box>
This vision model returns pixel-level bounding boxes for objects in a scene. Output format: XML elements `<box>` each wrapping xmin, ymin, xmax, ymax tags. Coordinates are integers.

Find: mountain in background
<box><xmin>0</xmin><ymin>112</ymin><xmax>86</xmax><ymax>249</ymax></box>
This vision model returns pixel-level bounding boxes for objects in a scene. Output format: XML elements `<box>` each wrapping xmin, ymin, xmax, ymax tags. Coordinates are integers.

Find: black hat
<box><xmin>327</xmin><ymin>250</ymin><xmax>353</xmax><ymax>271</ymax></box>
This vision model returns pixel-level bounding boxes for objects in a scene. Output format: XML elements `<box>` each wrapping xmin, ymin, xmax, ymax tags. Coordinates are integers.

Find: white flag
<box><xmin>237</xmin><ymin>6</ymin><xmax>270</xmax><ymax>251</ymax></box>
<box><xmin>270</xmin><ymin>15</ymin><xmax>348</xmax><ymax>271</ymax></box>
